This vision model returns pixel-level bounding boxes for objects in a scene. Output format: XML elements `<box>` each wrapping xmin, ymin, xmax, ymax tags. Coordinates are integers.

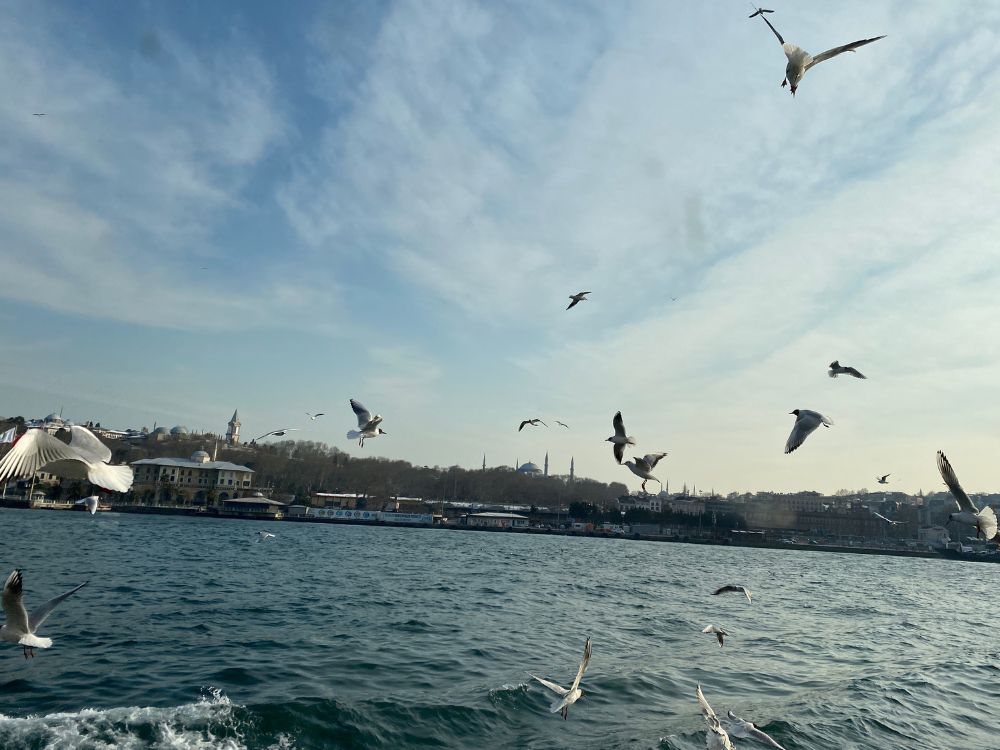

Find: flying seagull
<box><xmin>697</xmin><ymin>685</ymin><xmax>735</xmax><ymax>750</ymax></box>
<box><xmin>702</xmin><ymin>624</ymin><xmax>729</xmax><ymax>648</ymax></box>
<box><xmin>624</xmin><ymin>453</ymin><xmax>667</xmax><ymax>493</ymax></box>
<box><xmin>347</xmin><ymin>399</ymin><xmax>387</xmax><ymax>447</ymax></box>
<box><xmin>1</xmin><ymin>570</ymin><xmax>87</xmax><ymax>659</ymax></box>
<box><xmin>713</xmin><ymin>585</ymin><xmax>752</xmax><ymax>603</ymax></box>
<box><xmin>877</xmin><ymin>473</ymin><xmax>891</xmax><ymax>484</ymax></box>
<box><xmin>748</xmin><ymin>5</ymin><xmax>773</xmax><ymax>18</ymax></box>
<box><xmin>519</xmin><ymin>418</ymin><xmax>548</xmax><ymax>431</ymax></box>
<box><xmin>829</xmin><ymin>360</ymin><xmax>867</xmax><ymax>379</ymax></box>
<box><xmin>75</xmin><ymin>496</ymin><xmax>99</xmax><ymax>515</ymax></box>
<box><xmin>752</xmin><ymin>11</ymin><xmax>885</xmax><ymax>96</ymax></box>
<box><xmin>554</xmin><ymin>420</ymin><xmax>569</xmax><ymax>429</ymax></box>
<box><xmin>0</xmin><ymin>426</ymin><xmax>133</xmax><ymax>492</ymax></box>
<box><xmin>726</xmin><ymin>710</ymin><xmax>789</xmax><ymax>750</ymax></box>
<box><xmin>872</xmin><ymin>511</ymin><xmax>901</xmax><ymax>526</ymax></box>
<box><xmin>257</xmin><ymin>531</ymin><xmax>276</xmax><ymax>541</ymax></box>
<box><xmin>527</xmin><ymin>637</ymin><xmax>591</xmax><ymax>720</ymax></box>
<box><xmin>254</xmin><ymin>428</ymin><xmax>299</xmax><ymax>441</ymax></box>
<box><xmin>784</xmin><ymin>409</ymin><xmax>833</xmax><ymax>454</ymax></box>
<box><xmin>938</xmin><ymin>451</ymin><xmax>998</xmax><ymax>541</ymax></box>
<box><xmin>606</xmin><ymin>411</ymin><xmax>636</xmax><ymax>464</ymax></box>
<box><xmin>305</xmin><ymin>412</ymin><xmax>325</xmax><ymax>421</ymax></box>
<box><xmin>566</xmin><ymin>291</ymin><xmax>590</xmax><ymax>310</ymax></box>
<box><xmin>32</xmin><ymin>113</ymin><xmax>45</xmax><ymax>116</ymax></box>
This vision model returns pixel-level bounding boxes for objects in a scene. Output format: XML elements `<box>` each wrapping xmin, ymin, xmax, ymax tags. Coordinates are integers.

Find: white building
<box><xmin>131</xmin><ymin>450</ymin><xmax>254</xmax><ymax>501</ymax></box>
<box><xmin>466</xmin><ymin>512</ymin><xmax>529</xmax><ymax>529</ymax></box>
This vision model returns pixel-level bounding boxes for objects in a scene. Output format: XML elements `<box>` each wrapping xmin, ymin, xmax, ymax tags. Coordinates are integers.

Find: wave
<box><xmin>0</xmin><ymin>688</ymin><xmax>294</xmax><ymax>750</ymax></box>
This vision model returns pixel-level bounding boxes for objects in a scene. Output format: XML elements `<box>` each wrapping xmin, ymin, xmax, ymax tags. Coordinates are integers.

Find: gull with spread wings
<box><xmin>697</xmin><ymin>685</ymin><xmax>735</xmax><ymax>750</ymax></box>
<box><xmin>624</xmin><ymin>453</ymin><xmax>667</xmax><ymax>493</ymax></box>
<box><xmin>527</xmin><ymin>637</ymin><xmax>592</xmax><ymax>720</ymax></box>
<box><xmin>606</xmin><ymin>411</ymin><xmax>636</xmax><ymax>464</ymax></box>
<box><xmin>347</xmin><ymin>399</ymin><xmax>387</xmax><ymax>447</ymax></box>
<box><xmin>0</xmin><ymin>426</ymin><xmax>133</xmax><ymax>492</ymax></box>
<box><xmin>938</xmin><ymin>451</ymin><xmax>998</xmax><ymax>541</ymax></box>
<box><xmin>2</xmin><ymin>570</ymin><xmax>87</xmax><ymax>659</ymax></box>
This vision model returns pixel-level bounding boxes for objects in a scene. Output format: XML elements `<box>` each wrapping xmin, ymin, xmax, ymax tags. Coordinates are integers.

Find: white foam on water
<box><xmin>0</xmin><ymin>687</ymin><xmax>293</xmax><ymax>750</ymax></box>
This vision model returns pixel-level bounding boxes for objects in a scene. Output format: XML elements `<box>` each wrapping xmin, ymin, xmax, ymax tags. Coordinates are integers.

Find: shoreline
<box><xmin>5</xmin><ymin>500</ymin><xmax>996</xmax><ymax>564</ymax></box>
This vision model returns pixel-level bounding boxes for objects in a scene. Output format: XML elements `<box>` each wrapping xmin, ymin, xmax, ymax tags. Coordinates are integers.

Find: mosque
<box><xmin>513</xmin><ymin>453</ymin><xmax>575</xmax><ymax>481</ymax></box>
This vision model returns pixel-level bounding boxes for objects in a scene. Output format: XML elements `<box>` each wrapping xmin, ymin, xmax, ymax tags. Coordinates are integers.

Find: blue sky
<box><xmin>3</xmin><ymin>0</ymin><xmax>1000</xmax><ymax>495</ymax></box>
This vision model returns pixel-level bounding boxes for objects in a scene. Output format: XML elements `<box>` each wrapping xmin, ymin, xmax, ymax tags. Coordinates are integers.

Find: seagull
<box><xmin>752</xmin><ymin>11</ymin><xmax>885</xmax><ymax>96</ymax></box>
<box><xmin>0</xmin><ymin>426</ymin><xmax>133</xmax><ymax>492</ymax></box>
<box><xmin>518</xmin><ymin>418</ymin><xmax>548</xmax><ymax>431</ymax></box>
<box><xmin>554</xmin><ymin>420</ymin><xmax>569</xmax><ymax>429</ymax></box>
<box><xmin>726</xmin><ymin>710</ymin><xmax>789</xmax><ymax>750</ymax></box>
<box><xmin>32</xmin><ymin>113</ymin><xmax>45</xmax><ymax>117</ymax></box>
<box><xmin>829</xmin><ymin>360</ymin><xmax>867</xmax><ymax>379</ymax></box>
<box><xmin>624</xmin><ymin>453</ymin><xmax>667</xmax><ymax>493</ymax></box>
<box><xmin>877</xmin><ymin>473</ymin><xmax>891</xmax><ymax>484</ymax></box>
<box><xmin>254</xmin><ymin>428</ymin><xmax>299</xmax><ymax>441</ymax></box>
<box><xmin>75</xmin><ymin>496</ymin><xmax>99</xmax><ymax>515</ymax></box>
<box><xmin>872</xmin><ymin>511</ymin><xmax>901</xmax><ymax>526</ymax></box>
<box><xmin>566</xmin><ymin>292</ymin><xmax>590</xmax><ymax>310</ymax></box>
<box><xmin>1</xmin><ymin>570</ymin><xmax>87</xmax><ymax>659</ymax></box>
<box><xmin>606</xmin><ymin>411</ymin><xmax>636</xmax><ymax>464</ymax></box>
<box><xmin>697</xmin><ymin>685</ymin><xmax>735</xmax><ymax>750</ymax></box>
<box><xmin>257</xmin><ymin>531</ymin><xmax>276</xmax><ymax>541</ymax></box>
<box><xmin>305</xmin><ymin>412</ymin><xmax>325</xmax><ymax>421</ymax></box>
<box><xmin>713</xmin><ymin>585</ymin><xmax>752</xmax><ymax>603</ymax></box>
<box><xmin>938</xmin><ymin>451</ymin><xmax>998</xmax><ymax>541</ymax></box>
<box><xmin>784</xmin><ymin>409</ymin><xmax>833</xmax><ymax>454</ymax></box>
<box><xmin>702</xmin><ymin>624</ymin><xmax>729</xmax><ymax>648</ymax></box>
<box><xmin>748</xmin><ymin>6</ymin><xmax>774</xmax><ymax>18</ymax></box>
<box><xmin>527</xmin><ymin>637</ymin><xmax>591</xmax><ymax>720</ymax></box>
<box><xmin>347</xmin><ymin>399</ymin><xmax>387</xmax><ymax>447</ymax></box>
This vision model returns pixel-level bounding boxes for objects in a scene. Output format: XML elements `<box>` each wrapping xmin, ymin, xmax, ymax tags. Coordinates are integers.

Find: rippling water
<box><xmin>0</xmin><ymin>508</ymin><xmax>996</xmax><ymax>749</ymax></box>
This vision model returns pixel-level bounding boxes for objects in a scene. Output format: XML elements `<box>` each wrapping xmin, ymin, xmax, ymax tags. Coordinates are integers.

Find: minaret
<box><xmin>544</xmin><ymin>452</ymin><xmax>549</xmax><ymax>477</ymax></box>
<box><xmin>570</xmin><ymin>456</ymin><xmax>575</xmax><ymax>483</ymax></box>
<box><xmin>482</xmin><ymin>454</ymin><xmax>486</xmax><ymax>470</ymax></box>
<box><xmin>226</xmin><ymin>410</ymin><xmax>241</xmax><ymax>445</ymax></box>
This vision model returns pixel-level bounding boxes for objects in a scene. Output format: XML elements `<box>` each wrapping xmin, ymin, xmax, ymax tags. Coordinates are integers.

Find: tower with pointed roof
<box><xmin>544</xmin><ymin>452</ymin><xmax>549</xmax><ymax>477</ymax></box>
<box><xmin>570</xmin><ymin>456</ymin><xmax>575</xmax><ymax>484</ymax></box>
<box><xmin>226</xmin><ymin>409</ymin><xmax>241</xmax><ymax>445</ymax></box>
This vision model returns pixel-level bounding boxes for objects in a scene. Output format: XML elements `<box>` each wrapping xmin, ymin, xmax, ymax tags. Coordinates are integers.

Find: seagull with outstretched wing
<box><xmin>606</xmin><ymin>411</ymin><xmax>636</xmax><ymax>464</ymax></box>
<box><xmin>713</xmin><ymin>585</ymin><xmax>753</xmax><ymax>603</ymax></box>
<box><xmin>698</xmin><ymin>685</ymin><xmax>736</xmax><ymax>750</ymax></box>
<box><xmin>566</xmin><ymin>291</ymin><xmax>590</xmax><ymax>310</ymax></box>
<box><xmin>726</xmin><ymin>710</ymin><xmax>788</xmax><ymax>750</ymax></box>
<box><xmin>752</xmin><ymin>10</ymin><xmax>885</xmax><ymax>96</ymax></box>
<box><xmin>784</xmin><ymin>409</ymin><xmax>833</xmax><ymax>454</ymax></box>
<box><xmin>347</xmin><ymin>399</ymin><xmax>387</xmax><ymax>447</ymax></box>
<box><xmin>518</xmin><ymin>418</ymin><xmax>547</xmax><ymax>431</ymax></box>
<box><xmin>527</xmin><ymin>638</ymin><xmax>591</xmax><ymax>720</ymax></box>
<box><xmin>938</xmin><ymin>451</ymin><xmax>998</xmax><ymax>541</ymax></box>
<box><xmin>624</xmin><ymin>452</ymin><xmax>667</xmax><ymax>493</ymax></box>
<box><xmin>1</xmin><ymin>570</ymin><xmax>87</xmax><ymax>659</ymax></box>
<box><xmin>254</xmin><ymin>428</ymin><xmax>299</xmax><ymax>441</ymax></box>
<box><xmin>0</xmin><ymin>426</ymin><xmax>132</xmax><ymax>492</ymax></box>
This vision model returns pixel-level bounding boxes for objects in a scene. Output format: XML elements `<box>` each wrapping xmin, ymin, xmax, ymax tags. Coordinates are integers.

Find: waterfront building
<box><xmin>465</xmin><ymin>512</ymin><xmax>529</xmax><ymax>529</ymax></box>
<box><xmin>131</xmin><ymin>450</ymin><xmax>254</xmax><ymax>502</ymax></box>
<box><xmin>219</xmin><ymin>495</ymin><xmax>286</xmax><ymax>518</ymax></box>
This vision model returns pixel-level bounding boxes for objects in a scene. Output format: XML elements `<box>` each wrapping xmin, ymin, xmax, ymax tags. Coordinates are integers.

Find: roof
<box><xmin>469</xmin><ymin>512</ymin><xmax>528</xmax><ymax>519</ymax></box>
<box><xmin>130</xmin><ymin>458</ymin><xmax>254</xmax><ymax>473</ymax></box>
<box><xmin>222</xmin><ymin>497</ymin><xmax>286</xmax><ymax>506</ymax></box>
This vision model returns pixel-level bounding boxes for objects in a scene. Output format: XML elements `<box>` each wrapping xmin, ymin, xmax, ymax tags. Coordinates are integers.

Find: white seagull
<box><xmin>1</xmin><ymin>570</ymin><xmax>87</xmax><ymax>659</ymax></box>
<box><xmin>0</xmin><ymin>426</ymin><xmax>133</xmax><ymax>492</ymax></box>
<box><xmin>829</xmin><ymin>360</ymin><xmax>867</xmax><ymax>379</ymax></box>
<box><xmin>752</xmin><ymin>10</ymin><xmax>885</xmax><ymax>96</ymax></box>
<box><xmin>871</xmin><ymin>511</ymin><xmax>901</xmax><ymax>526</ymax></box>
<box><xmin>784</xmin><ymin>409</ymin><xmax>833</xmax><ymax>454</ymax></box>
<box><xmin>305</xmin><ymin>412</ymin><xmax>325</xmax><ymax>421</ymax></box>
<box><xmin>566</xmin><ymin>291</ymin><xmax>590</xmax><ymax>310</ymax></box>
<box><xmin>527</xmin><ymin>637</ymin><xmax>591</xmax><ymax>720</ymax></box>
<box><xmin>713</xmin><ymin>585</ymin><xmax>752</xmax><ymax>603</ymax></box>
<box><xmin>257</xmin><ymin>531</ymin><xmax>276</xmax><ymax>541</ymax></box>
<box><xmin>697</xmin><ymin>685</ymin><xmax>735</xmax><ymax>750</ymax></box>
<box><xmin>938</xmin><ymin>451</ymin><xmax>998</xmax><ymax>541</ymax></box>
<box><xmin>254</xmin><ymin>428</ymin><xmax>299</xmax><ymax>441</ymax></box>
<box><xmin>877</xmin><ymin>473</ymin><xmax>891</xmax><ymax>484</ymax></box>
<box><xmin>75</xmin><ymin>496</ymin><xmax>99</xmax><ymax>515</ymax></box>
<box><xmin>606</xmin><ymin>411</ymin><xmax>636</xmax><ymax>464</ymax></box>
<box><xmin>624</xmin><ymin>453</ymin><xmax>667</xmax><ymax>493</ymax></box>
<box><xmin>347</xmin><ymin>399</ymin><xmax>387</xmax><ymax>447</ymax></box>
<box><xmin>726</xmin><ymin>710</ymin><xmax>789</xmax><ymax>750</ymax></box>
<box><xmin>702</xmin><ymin>624</ymin><xmax>729</xmax><ymax>648</ymax></box>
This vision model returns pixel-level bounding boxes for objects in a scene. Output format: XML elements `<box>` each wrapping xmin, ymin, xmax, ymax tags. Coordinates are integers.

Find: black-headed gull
<box><xmin>938</xmin><ymin>451</ymin><xmax>998</xmax><ymax>541</ymax></box>
<box><xmin>305</xmin><ymin>412</ymin><xmax>325</xmax><ymax>421</ymax></box>
<box><xmin>784</xmin><ymin>409</ymin><xmax>832</xmax><ymax>454</ymax></box>
<box><xmin>606</xmin><ymin>411</ymin><xmax>636</xmax><ymax>464</ymax></box>
<box><xmin>726</xmin><ymin>710</ymin><xmax>788</xmax><ymax>750</ymax></box>
<box><xmin>752</xmin><ymin>10</ymin><xmax>885</xmax><ymax>96</ymax></box>
<box><xmin>566</xmin><ymin>291</ymin><xmax>590</xmax><ymax>310</ymax></box>
<box><xmin>697</xmin><ymin>685</ymin><xmax>735</xmax><ymax>750</ymax></box>
<box><xmin>702</xmin><ymin>624</ymin><xmax>729</xmax><ymax>647</ymax></box>
<box><xmin>877</xmin><ymin>473</ymin><xmax>890</xmax><ymax>484</ymax></box>
<box><xmin>624</xmin><ymin>453</ymin><xmax>667</xmax><ymax>493</ymax></box>
<box><xmin>872</xmin><ymin>511</ymin><xmax>901</xmax><ymax>526</ymax></box>
<box><xmin>347</xmin><ymin>399</ymin><xmax>387</xmax><ymax>447</ymax></box>
<box><xmin>713</xmin><ymin>585</ymin><xmax>752</xmax><ymax>603</ymax></box>
<box><xmin>527</xmin><ymin>637</ymin><xmax>591</xmax><ymax>720</ymax></box>
<box><xmin>829</xmin><ymin>360</ymin><xmax>867</xmax><ymax>379</ymax></box>
<box><xmin>0</xmin><ymin>426</ymin><xmax>133</xmax><ymax>492</ymax></box>
<box><xmin>554</xmin><ymin>420</ymin><xmax>569</xmax><ymax>429</ymax></box>
<box><xmin>75</xmin><ymin>496</ymin><xmax>99</xmax><ymax>515</ymax></box>
<box><xmin>518</xmin><ymin>418</ymin><xmax>547</xmax><ymax>431</ymax></box>
<box><xmin>254</xmin><ymin>428</ymin><xmax>300</xmax><ymax>441</ymax></box>
<box><xmin>1</xmin><ymin>570</ymin><xmax>87</xmax><ymax>659</ymax></box>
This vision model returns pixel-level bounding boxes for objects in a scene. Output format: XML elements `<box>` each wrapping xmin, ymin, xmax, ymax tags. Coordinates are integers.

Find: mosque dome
<box><xmin>191</xmin><ymin>450</ymin><xmax>210</xmax><ymax>463</ymax></box>
<box><xmin>44</xmin><ymin>413</ymin><xmax>63</xmax><ymax>423</ymax></box>
<box><xmin>152</xmin><ymin>426</ymin><xmax>169</xmax><ymax>435</ymax></box>
<box><xmin>517</xmin><ymin>462</ymin><xmax>542</xmax><ymax>475</ymax></box>
<box><xmin>170</xmin><ymin>425</ymin><xmax>189</xmax><ymax>435</ymax></box>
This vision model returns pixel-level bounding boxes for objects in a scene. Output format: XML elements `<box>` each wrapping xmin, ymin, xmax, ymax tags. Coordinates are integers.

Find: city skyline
<box><xmin>2</xmin><ymin>2</ymin><xmax>1000</xmax><ymax>495</ymax></box>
